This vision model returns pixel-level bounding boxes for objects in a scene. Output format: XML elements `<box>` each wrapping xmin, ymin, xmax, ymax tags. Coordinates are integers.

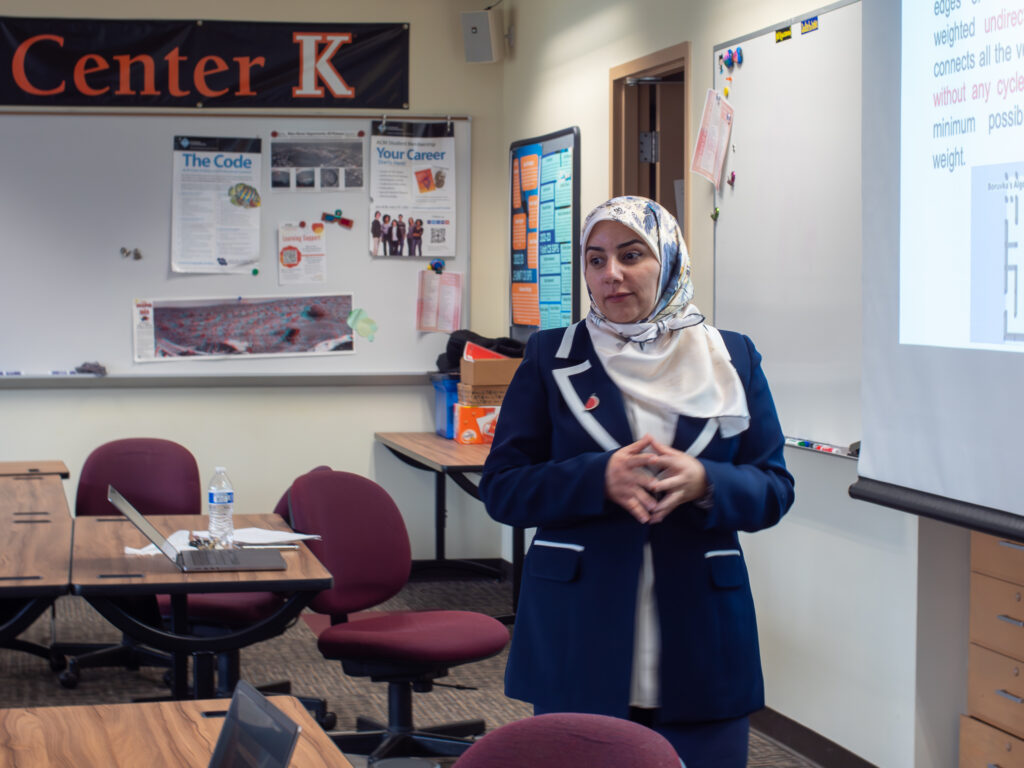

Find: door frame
<box><xmin>609</xmin><ymin>41</ymin><xmax>691</xmax><ymax>239</ymax></box>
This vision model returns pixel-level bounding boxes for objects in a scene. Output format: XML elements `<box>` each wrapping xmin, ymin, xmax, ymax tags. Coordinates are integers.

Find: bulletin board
<box><xmin>0</xmin><ymin>113</ymin><xmax>471</xmax><ymax>384</ymax></box>
<box><xmin>508</xmin><ymin>127</ymin><xmax>581</xmax><ymax>343</ymax></box>
<box><xmin>712</xmin><ymin>0</ymin><xmax>861</xmax><ymax>449</ymax></box>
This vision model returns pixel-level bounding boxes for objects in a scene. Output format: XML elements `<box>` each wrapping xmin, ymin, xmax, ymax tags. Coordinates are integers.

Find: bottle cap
<box><xmin>214</xmin><ymin>466</ymin><xmax>226</xmax><ymax>473</ymax></box>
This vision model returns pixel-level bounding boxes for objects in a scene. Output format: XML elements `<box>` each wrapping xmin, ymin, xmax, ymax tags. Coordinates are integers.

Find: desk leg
<box><xmin>434</xmin><ymin>470</ymin><xmax>446</xmax><ymax>561</ymax></box>
<box><xmin>193</xmin><ymin>653</ymin><xmax>216</xmax><ymax>699</ymax></box>
<box><xmin>169</xmin><ymin>595</ymin><xmax>189</xmax><ymax>699</ymax></box>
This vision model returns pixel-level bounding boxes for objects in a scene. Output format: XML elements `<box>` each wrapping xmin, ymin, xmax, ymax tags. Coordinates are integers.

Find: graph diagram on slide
<box><xmin>970</xmin><ymin>163</ymin><xmax>1024</xmax><ymax>347</ymax></box>
<box><xmin>1004</xmin><ymin>173</ymin><xmax>1024</xmax><ymax>342</ymax></box>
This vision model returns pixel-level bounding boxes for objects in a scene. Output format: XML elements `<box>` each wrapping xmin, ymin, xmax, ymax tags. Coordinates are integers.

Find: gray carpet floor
<box><xmin>0</xmin><ymin>580</ymin><xmax>819</xmax><ymax>767</ymax></box>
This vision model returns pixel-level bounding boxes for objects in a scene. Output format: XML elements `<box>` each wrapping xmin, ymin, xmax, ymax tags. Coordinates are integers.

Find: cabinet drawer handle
<box><xmin>998</xmin><ymin>614</ymin><xmax>1024</xmax><ymax>627</ymax></box>
<box><xmin>999</xmin><ymin>540</ymin><xmax>1024</xmax><ymax>551</ymax></box>
<box><xmin>988</xmin><ymin>763</ymin><xmax>1000</xmax><ymax>768</ymax></box>
<box><xmin>997</xmin><ymin>689</ymin><xmax>1024</xmax><ymax>704</ymax></box>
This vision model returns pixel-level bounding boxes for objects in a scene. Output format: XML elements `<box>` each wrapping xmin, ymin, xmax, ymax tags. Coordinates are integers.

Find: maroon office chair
<box><xmin>452</xmin><ymin>713</ymin><xmax>682</xmax><ymax>768</ymax></box>
<box><xmin>59</xmin><ymin>437</ymin><xmax>201</xmax><ymax>688</ymax></box>
<box><xmin>288</xmin><ymin>469</ymin><xmax>510</xmax><ymax>764</ymax></box>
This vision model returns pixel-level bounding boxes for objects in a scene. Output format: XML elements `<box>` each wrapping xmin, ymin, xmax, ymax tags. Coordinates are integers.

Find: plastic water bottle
<box><xmin>207</xmin><ymin>466</ymin><xmax>234</xmax><ymax>549</ymax></box>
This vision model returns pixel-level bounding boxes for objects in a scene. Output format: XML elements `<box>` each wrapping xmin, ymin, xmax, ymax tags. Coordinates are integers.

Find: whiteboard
<box><xmin>713</xmin><ymin>1</ymin><xmax>861</xmax><ymax>448</ymax></box>
<box><xmin>0</xmin><ymin>113</ymin><xmax>470</xmax><ymax>382</ymax></box>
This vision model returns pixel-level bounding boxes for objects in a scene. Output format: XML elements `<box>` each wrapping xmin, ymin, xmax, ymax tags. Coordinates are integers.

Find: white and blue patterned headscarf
<box><xmin>582</xmin><ymin>196</ymin><xmax>750</xmax><ymax>437</ymax></box>
<box><xmin>580</xmin><ymin>195</ymin><xmax>702</xmax><ymax>343</ymax></box>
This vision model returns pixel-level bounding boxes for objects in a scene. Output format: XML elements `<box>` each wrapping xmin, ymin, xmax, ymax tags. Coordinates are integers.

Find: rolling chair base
<box><xmin>57</xmin><ymin>639</ymin><xmax>172</xmax><ymax>689</ymax></box>
<box><xmin>328</xmin><ymin>679</ymin><xmax>485</xmax><ymax>763</ymax></box>
<box><xmin>331</xmin><ymin>728</ymin><xmax>480</xmax><ymax>764</ymax></box>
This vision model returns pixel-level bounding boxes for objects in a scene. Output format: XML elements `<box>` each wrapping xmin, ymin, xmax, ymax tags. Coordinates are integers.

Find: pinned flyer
<box><xmin>278</xmin><ymin>221</ymin><xmax>326</xmax><ymax>285</ymax></box>
<box><xmin>416</xmin><ymin>269</ymin><xmax>462</xmax><ymax>333</ymax></box>
<box><xmin>690</xmin><ymin>88</ymin><xmax>734</xmax><ymax>189</ymax></box>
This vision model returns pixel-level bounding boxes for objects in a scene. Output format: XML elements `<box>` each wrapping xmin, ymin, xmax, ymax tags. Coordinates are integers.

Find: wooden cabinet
<box><xmin>959</xmin><ymin>714</ymin><xmax>1024</xmax><ymax>767</ymax></box>
<box><xmin>963</xmin><ymin>532</ymin><xmax>1024</xmax><ymax>765</ymax></box>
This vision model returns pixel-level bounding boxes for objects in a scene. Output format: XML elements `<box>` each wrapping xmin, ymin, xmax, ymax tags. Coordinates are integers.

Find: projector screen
<box><xmin>901</xmin><ymin>2</ymin><xmax>1024</xmax><ymax>351</ymax></box>
<box><xmin>854</xmin><ymin>0</ymin><xmax>1024</xmax><ymax>532</ymax></box>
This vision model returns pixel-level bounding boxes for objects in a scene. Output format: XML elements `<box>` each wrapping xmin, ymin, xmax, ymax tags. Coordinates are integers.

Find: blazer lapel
<box><xmin>551</xmin><ymin>323</ymin><xmax>633</xmax><ymax>450</ymax></box>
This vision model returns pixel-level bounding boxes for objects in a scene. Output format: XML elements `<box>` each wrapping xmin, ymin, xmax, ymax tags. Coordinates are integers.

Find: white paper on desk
<box><xmin>189</xmin><ymin>527</ymin><xmax>322</xmax><ymax>545</ymax></box>
<box><xmin>124</xmin><ymin>527</ymin><xmax>320</xmax><ymax>556</ymax></box>
<box><xmin>125</xmin><ymin>529</ymin><xmax>192</xmax><ymax>556</ymax></box>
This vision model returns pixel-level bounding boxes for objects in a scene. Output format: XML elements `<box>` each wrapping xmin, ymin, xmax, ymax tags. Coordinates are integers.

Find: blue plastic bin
<box><xmin>431</xmin><ymin>374</ymin><xmax>459</xmax><ymax>438</ymax></box>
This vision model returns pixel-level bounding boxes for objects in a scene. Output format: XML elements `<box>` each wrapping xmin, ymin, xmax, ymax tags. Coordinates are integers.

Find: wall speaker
<box><xmin>461</xmin><ymin>8</ymin><xmax>504</xmax><ymax>64</ymax></box>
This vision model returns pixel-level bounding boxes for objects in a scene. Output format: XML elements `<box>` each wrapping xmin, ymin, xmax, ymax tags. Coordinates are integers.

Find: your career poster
<box><xmin>369</xmin><ymin>121</ymin><xmax>455</xmax><ymax>258</ymax></box>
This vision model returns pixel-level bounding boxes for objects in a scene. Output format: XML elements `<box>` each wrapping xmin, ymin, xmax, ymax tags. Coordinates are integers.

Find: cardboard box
<box><xmin>457</xmin><ymin>383</ymin><xmax>507</xmax><ymax>407</ymax></box>
<box><xmin>459</xmin><ymin>356</ymin><xmax>520</xmax><ymax>386</ymax></box>
<box><xmin>454</xmin><ymin>403</ymin><xmax>501</xmax><ymax>445</ymax></box>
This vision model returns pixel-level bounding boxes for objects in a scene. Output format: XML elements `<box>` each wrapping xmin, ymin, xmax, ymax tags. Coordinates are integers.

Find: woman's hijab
<box><xmin>581</xmin><ymin>196</ymin><xmax>750</xmax><ymax>438</ymax></box>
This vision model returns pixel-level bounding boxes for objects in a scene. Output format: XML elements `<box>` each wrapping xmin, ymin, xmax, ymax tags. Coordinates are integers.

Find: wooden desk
<box><xmin>0</xmin><ymin>462</ymin><xmax>72</xmax><ymax>666</ymax></box>
<box><xmin>71</xmin><ymin>514</ymin><xmax>332</xmax><ymax>699</ymax></box>
<box><xmin>0</xmin><ymin>696</ymin><xmax>352</xmax><ymax>767</ymax></box>
<box><xmin>374</xmin><ymin>432</ymin><xmax>523</xmax><ymax>621</ymax></box>
<box><xmin>0</xmin><ymin>460</ymin><xmax>70</xmax><ymax>478</ymax></box>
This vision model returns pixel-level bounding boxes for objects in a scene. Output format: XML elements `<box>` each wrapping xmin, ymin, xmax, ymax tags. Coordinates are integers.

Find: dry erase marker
<box><xmin>49</xmin><ymin>370</ymin><xmax>77</xmax><ymax>376</ymax></box>
<box><xmin>2</xmin><ymin>371</ymin><xmax>22</xmax><ymax>376</ymax></box>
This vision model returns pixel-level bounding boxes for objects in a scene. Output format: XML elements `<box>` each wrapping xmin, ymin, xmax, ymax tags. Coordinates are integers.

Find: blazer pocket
<box><xmin>528</xmin><ymin>540</ymin><xmax>583</xmax><ymax>582</ymax></box>
<box><xmin>705</xmin><ymin>549</ymin><xmax>745</xmax><ymax>589</ymax></box>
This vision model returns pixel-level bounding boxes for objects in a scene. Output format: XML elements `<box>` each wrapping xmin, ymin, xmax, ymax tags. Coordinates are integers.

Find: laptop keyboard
<box><xmin>187</xmin><ymin>549</ymin><xmax>240</xmax><ymax>567</ymax></box>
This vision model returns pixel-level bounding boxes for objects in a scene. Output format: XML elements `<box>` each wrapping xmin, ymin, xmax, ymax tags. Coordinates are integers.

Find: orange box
<box><xmin>454</xmin><ymin>404</ymin><xmax>501</xmax><ymax>445</ymax></box>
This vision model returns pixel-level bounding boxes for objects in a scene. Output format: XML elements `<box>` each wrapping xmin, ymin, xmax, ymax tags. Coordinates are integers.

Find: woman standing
<box><xmin>480</xmin><ymin>196</ymin><xmax>794</xmax><ymax>767</ymax></box>
<box><xmin>409</xmin><ymin>218</ymin><xmax>424</xmax><ymax>256</ymax></box>
<box><xmin>380</xmin><ymin>214</ymin><xmax>392</xmax><ymax>257</ymax></box>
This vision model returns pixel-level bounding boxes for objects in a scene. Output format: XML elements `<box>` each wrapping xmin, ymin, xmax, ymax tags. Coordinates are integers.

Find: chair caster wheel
<box><xmin>318</xmin><ymin>711</ymin><xmax>337</xmax><ymax>730</ymax></box>
<box><xmin>58</xmin><ymin>670</ymin><xmax>79</xmax><ymax>689</ymax></box>
<box><xmin>49</xmin><ymin>652</ymin><xmax>67</xmax><ymax>672</ymax></box>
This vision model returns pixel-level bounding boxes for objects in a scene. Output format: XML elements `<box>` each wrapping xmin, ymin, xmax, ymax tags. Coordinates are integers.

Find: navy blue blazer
<box><xmin>479</xmin><ymin>322</ymin><xmax>795</xmax><ymax>723</ymax></box>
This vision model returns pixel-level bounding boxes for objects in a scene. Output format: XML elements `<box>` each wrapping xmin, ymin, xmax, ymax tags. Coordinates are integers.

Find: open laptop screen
<box><xmin>208</xmin><ymin>680</ymin><xmax>301</xmax><ymax>768</ymax></box>
<box><xmin>106</xmin><ymin>485</ymin><xmax>180</xmax><ymax>563</ymax></box>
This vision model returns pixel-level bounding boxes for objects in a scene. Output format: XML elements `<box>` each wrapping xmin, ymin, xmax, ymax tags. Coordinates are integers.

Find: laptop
<box><xmin>208</xmin><ymin>679</ymin><xmax>301</xmax><ymax>768</ymax></box>
<box><xmin>107</xmin><ymin>485</ymin><xmax>287</xmax><ymax>573</ymax></box>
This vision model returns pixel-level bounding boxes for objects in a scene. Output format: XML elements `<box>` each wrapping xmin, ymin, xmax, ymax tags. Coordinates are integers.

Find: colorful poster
<box><xmin>277</xmin><ymin>222</ymin><xmax>327</xmax><ymax>285</ymax></box>
<box><xmin>510</xmin><ymin>129</ymin><xmax>577</xmax><ymax>330</ymax></box>
<box><xmin>133</xmin><ymin>294</ymin><xmax>354</xmax><ymax>362</ymax></box>
<box><xmin>170</xmin><ymin>136</ymin><xmax>262</xmax><ymax>274</ymax></box>
<box><xmin>369</xmin><ymin>121</ymin><xmax>455</xmax><ymax>258</ymax></box>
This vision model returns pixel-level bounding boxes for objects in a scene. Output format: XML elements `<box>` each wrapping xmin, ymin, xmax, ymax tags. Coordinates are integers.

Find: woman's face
<box><xmin>584</xmin><ymin>220</ymin><xmax>660</xmax><ymax>324</ymax></box>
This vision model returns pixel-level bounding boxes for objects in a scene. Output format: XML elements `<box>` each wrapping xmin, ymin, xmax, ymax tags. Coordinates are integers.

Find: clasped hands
<box><xmin>605</xmin><ymin>435</ymin><xmax>708</xmax><ymax>524</ymax></box>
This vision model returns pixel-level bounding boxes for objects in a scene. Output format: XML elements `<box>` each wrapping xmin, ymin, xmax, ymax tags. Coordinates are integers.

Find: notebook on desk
<box><xmin>208</xmin><ymin>679</ymin><xmax>301</xmax><ymax>768</ymax></box>
<box><xmin>107</xmin><ymin>485</ymin><xmax>287</xmax><ymax>573</ymax></box>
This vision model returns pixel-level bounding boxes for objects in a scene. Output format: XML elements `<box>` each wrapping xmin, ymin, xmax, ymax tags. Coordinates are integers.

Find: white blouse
<box><xmin>621</xmin><ymin>392</ymin><xmax>676</xmax><ymax>709</ymax></box>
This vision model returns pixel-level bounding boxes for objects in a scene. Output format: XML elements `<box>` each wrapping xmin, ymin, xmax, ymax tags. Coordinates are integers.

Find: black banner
<box><xmin>0</xmin><ymin>17</ymin><xmax>409</xmax><ymax>109</ymax></box>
